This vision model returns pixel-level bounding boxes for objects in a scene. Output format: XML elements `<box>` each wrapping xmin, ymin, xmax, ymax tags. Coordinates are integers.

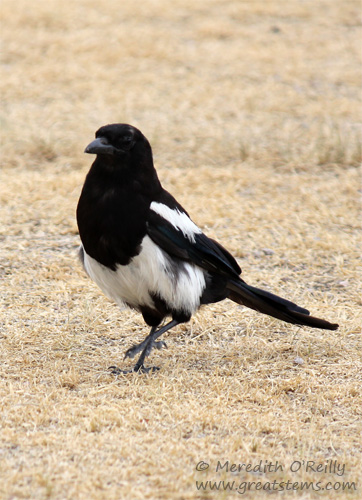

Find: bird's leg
<box><xmin>133</xmin><ymin>319</ymin><xmax>179</xmax><ymax>372</ymax></box>
<box><xmin>123</xmin><ymin>326</ymin><xmax>166</xmax><ymax>360</ymax></box>
<box><xmin>108</xmin><ymin>326</ymin><xmax>156</xmax><ymax>375</ymax></box>
<box><xmin>109</xmin><ymin>319</ymin><xmax>179</xmax><ymax>374</ymax></box>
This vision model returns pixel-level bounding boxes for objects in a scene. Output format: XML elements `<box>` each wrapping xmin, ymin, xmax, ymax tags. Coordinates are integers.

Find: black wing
<box><xmin>147</xmin><ymin>209</ymin><xmax>241</xmax><ymax>278</ymax></box>
<box><xmin>146</xmin><ymin>206</ymin><xmax>339</xmax><ymax>331</ymax></box>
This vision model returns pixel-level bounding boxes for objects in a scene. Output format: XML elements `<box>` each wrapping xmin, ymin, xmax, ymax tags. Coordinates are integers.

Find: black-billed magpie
<box><xmin>76</xmin><ymin>124</ymin><xmax>339</xmax><ymax>373</ymax></box>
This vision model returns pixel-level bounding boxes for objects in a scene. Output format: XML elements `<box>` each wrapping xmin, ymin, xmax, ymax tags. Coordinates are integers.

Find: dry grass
<box><xmin>1</xmin><ymin>1</ymin><xmax>361</xmax><ymax>499</ymax></box>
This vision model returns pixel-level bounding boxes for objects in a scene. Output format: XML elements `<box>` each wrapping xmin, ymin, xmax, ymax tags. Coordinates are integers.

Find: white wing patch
<box><xmin>150</xmin><ymin>202</ymin><xmax>202</xmax><ymax>243</ymax></box>
<box><xmin>80</xmin><ymin>236</ymin><xmax>206</xmax><ymax>315</ymax></box>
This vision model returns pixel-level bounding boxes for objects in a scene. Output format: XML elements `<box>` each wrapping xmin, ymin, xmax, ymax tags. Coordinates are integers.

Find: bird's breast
<box><xmin>80</xmin><ymin>236</ymin><xmax>206</xmax><ymax>315</ymax></box>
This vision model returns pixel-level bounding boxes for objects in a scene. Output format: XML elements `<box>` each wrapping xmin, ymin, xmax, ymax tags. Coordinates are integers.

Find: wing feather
<box><xmin>147</xmin><ymin>209</ymin><xmax>241</xmax><ymax>277</ymax></box>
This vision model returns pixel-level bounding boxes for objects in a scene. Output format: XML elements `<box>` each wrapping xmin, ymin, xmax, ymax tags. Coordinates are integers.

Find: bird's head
<box><xmin>85</xmin><ymin>123</ymin><xmax>150</xmax><ymax>159</ymax></box>
<box><xmin>84</xmin><ymin>123</ymin><xmax>160</xmax><ymax>189</ymax></box>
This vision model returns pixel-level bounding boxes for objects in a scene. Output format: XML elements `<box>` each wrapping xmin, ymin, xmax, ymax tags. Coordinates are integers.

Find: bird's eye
<box><xmin>118</xmin><ymin>135</ymin><xmax>134</xmax><ymax>150</ymax></box>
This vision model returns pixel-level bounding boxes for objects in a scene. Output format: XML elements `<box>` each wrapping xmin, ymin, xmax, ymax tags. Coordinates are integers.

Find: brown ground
<box><xmin>1</xmin><ymin>1</ymin><xmax>361</xmax><ymax>499</ymax></box>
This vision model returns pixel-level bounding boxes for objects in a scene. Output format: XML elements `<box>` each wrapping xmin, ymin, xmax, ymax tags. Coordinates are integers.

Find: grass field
<box><xmin>1</xmin><ymin>1</ymin><xmax>361</xmax><ymax>499</ymax></box>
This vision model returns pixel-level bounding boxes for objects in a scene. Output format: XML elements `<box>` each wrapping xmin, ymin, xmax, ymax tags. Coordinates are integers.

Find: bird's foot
<box><xmin>154</xmin><ymin>340</ymin><xmax>167</xmax><ymax>351</ymax></box>
<box><xmin>124</xmin><ymin>340</ymin><xmax>167</xmax><ymax>359</ymax></box>
<box><xmin>108</xmin><ymin>364</ymin><xmax>160</xmax><ymax>375</ymax></box>
<box><xmin>134</xmin><ymin>363</ymin><xmax>160</xmax><ymax>374</ymax></box>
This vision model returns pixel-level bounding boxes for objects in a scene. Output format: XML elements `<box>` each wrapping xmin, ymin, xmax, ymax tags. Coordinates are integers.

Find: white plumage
<box><xmin>150</xmin><ymin>202</ymin><xmax>202</xmax><ymax>243</ymax></box>
<box><xmin>81</xmin><ymin>204</ymin><xmax>206</xmax><ymax>315</ymax></box>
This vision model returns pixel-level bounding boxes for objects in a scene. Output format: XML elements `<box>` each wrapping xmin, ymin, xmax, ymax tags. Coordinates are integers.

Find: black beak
<box><xmin>84</xmin><ymin>137</ymin><xmax>116</xmax><ymax>155</ymax></box>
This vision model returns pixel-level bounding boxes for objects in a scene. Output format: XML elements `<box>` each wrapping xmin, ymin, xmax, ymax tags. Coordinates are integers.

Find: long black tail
<box><xmin>227</xmin><ymin>279</ymin><xmax>338</xmax><ymax>330</ymax></box>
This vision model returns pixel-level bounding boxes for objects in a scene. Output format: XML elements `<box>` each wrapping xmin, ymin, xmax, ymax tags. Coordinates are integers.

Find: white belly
<box><xmin>81</xmin><ymin>235</ymin><xmax>206</xmax><ymax>314</ymax></box>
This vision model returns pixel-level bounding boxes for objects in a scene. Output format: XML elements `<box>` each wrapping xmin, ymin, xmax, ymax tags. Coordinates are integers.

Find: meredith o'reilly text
<box><xmin>215</xmin><ymin>460</ymin><xmax>346</xmax><ymax>477</ymax></box>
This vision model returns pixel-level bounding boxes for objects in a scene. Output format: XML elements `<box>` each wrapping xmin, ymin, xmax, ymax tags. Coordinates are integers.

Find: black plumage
<box><xmin>76</xmin><ymin>123</ymin><xmax>339</xmax><ymax>373</ymax></box>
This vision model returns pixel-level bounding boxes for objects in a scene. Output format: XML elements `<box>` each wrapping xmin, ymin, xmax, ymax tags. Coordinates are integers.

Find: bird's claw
<box><xmin>154</xmin><ymin>340</ymin><xmax>167</xmax><ymax>351</ymax></box>
<box><xmin>134</xmin><ymin>364</ymin><xmax>160</xmax><ymax>373</ymax></box>
<box><xmin>108</xmin><ymin>365</ymin><xmax>160</xmax><ymax>375</ymax></box>
<box><xmin>124</xmin><ymin>340</ymin><xmax>167</xmax><ymax>359</ymax></box>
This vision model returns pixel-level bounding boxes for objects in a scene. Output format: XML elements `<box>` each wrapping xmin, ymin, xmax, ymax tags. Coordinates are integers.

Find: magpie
<box><xmin>76</xmin><ymin>123</ymin><xmax>339</xmax><ymax>373</ymax></box>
